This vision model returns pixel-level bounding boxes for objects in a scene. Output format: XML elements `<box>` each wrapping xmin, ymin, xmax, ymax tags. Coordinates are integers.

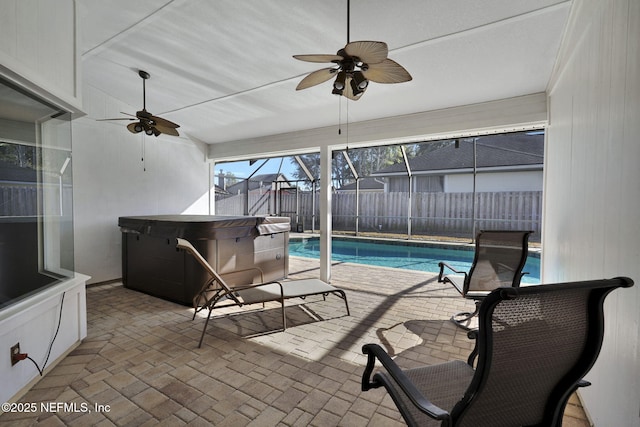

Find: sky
<box><xmin>213</xmin><ymin>157</ymin><xmax>297</xmax><ymax>181</ymax></box>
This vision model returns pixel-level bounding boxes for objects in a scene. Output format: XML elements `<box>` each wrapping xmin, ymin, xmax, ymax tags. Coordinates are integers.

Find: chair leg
<box><xmin>335</xmin><ymin>290</ymin><xmax>350</xmax><ymax>316</ymax></box>
<box><xmin>198</xmin><ymin>309</ymin><xmax>214</xmax><ymax>348</ymax></box>
<box><xmin>451</xmin><ymin>301</ymin><xmax>481</xmax><ymax>330</ymax></box>
<box><xmin>280</xmin><ymin>298</ymin><xmax>287</xmax><ymax>330</ymax></box>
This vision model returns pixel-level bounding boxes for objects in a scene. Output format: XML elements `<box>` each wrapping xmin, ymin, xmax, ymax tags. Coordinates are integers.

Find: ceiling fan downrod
<box><xmin>139</xmin><ymin>70</ymin><xmax>150</xmax><ymax>111</ymax></box>
<box><xmin>346</xmin><ymin>0</ymin><xmax>350</xmax><ymax>44</ymax></box>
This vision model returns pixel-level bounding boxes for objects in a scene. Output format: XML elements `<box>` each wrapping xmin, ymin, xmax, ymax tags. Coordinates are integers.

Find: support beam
<box><xmin>294</xmin><ymin>155</ymin><xmax>315</xmax><ymax>181</ymax></box>
<box><xmin>312</xmin><ymin>181</ymin><xmax>317</xmax><ymax>232</ymax></box>
<box><xmin>209</xmin><ymin>162</ymin><xmax>215</xmax><ymax>214</ymax></box>
<box><xmin>400</xmin><ymin>145</ymin><xmax>412</xmax><ymax>238</ymax></box>
<box><xmin>342</xmin><ymin>150</ymin><xmax>360</xmax><ymax>235</ymax></box>
<box><xmin>319</xmin><ymin>145</ymin><xmax>332</xmax><ymax>282</ymax></box>
<box><xmin>208</xmin><ymin>93</ymin><xmax>547</xmax><ymax>161</ymax></box>
<box><xmin>342</xmin><ymin>150</ymin><xmax>358</xmax><ymax>180</ymax></box>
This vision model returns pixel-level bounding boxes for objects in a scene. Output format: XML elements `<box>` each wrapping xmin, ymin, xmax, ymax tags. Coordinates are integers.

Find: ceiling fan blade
<box><xmin>363</xmin><ymin>58</ymin><xmax>413</xmax><ymax>83</ymax></box>
<box><xmin>293</xmin><ymin>54</ymin><xmax>343</xmax><ymax>63</ymax></box>
<box><xmin>344</xmin><ymin>41</ymin><xmax>388</xmax><ymax>64</ymax></box>
<box><xmin>121</xmin><ymin>111</ymin><xmax>137</xmax><ymax>118</ymax></box>
<box><xmin>96</xmin><ymin>118</ymin><xmax>136</xmax><ymax>121</ymax></box>
<box><xmin>296</xmin><ymin>68</ymin><xmax>337</xmax><ymax>90</ymax></box>
<box><xmin>155</xmin><ymin>125</ymin><xmax>180</xmax><ymax>136</ymax></box>
<box><xmin>127</xmin><ymin>122</ymin><xmax>142</xmax><ymax>134</ymax></box>
<box><xmin>342</xmin><ymin>76</ymin><xmax>366</xmax><ymax>101</ymax></box>
<box><xmin>150</xmin><ymin>115</ymin><xmax>180</xmax><ymax>129</ymax></box>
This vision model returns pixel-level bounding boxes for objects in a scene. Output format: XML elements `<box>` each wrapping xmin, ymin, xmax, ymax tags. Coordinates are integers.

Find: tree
<box><xmin>0</xmin><ymin>142</ymin><xmax>36</xmax><ymax>168</ymax></box>
<box><xmin>289</xmin><ymin>146</ymin><xmax>404</xmax><ymax>189</ymax></box>
<box><xmin>288</xmin><ymin>139</ymin><xmax>458</xmax><ymax>189</ymax></box>
<box><xmin>214</xmin><ymin>169</ymin><xmax>239</xmax><ymax>189</ymax></box>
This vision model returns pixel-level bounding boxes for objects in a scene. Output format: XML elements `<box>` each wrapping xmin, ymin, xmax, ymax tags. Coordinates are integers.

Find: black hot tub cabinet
<box><xmin>119</xmin><ymin>215</ymin><xmax>290</xmax><ymax>306</ymax></box>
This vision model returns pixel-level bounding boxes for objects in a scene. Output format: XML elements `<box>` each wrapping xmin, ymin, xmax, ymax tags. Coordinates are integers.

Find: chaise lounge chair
<box><xmin>362</xmin><ymin>277</ymin><xmax>634</xmax><ymax>427</ymax></box>
<box><xmin>438</xmin><ymin>230</ymin><xmax>532</xmax><ymax>329</ymax></box>
<box><xmin>176</xmin><ymin>238</ymin><xmax>350</xmax><ymax>347</ymax></box>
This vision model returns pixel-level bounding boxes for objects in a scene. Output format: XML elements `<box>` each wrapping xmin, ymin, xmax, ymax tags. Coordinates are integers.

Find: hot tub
<box><xmin>119</xmin><ymin>215</ymin><xmax>290</xmax><ymax>306</ymax></box>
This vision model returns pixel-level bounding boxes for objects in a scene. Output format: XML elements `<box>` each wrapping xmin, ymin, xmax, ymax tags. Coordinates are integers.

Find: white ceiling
<box><xmin>78</xmin><ymin>0</ymin><xmax>571</xmax><ymax>145</ymax></box>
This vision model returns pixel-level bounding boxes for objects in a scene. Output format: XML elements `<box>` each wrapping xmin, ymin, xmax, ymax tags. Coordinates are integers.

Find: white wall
<box><xmin>444</xmin><ymin>170</ymin><xmax>543</xmax><ymax>193</ymax></box>
<box><xmin>0</xmin><ymin>0</ymin><xmax>88</xmax><ymax>406</ymax></box>
<box><xmin>544</xmin><ymin>0</ymin><xmax>640</xmax><ymax>425</ymax></box>
<box><xmin>0</xmin><ymin>0</ymin><xmax>81</xmax><ymax>111</ymax></box>
<box><xmin>1</xmin><ymin>275</ymin><xmax>88</xmax><ymax>404</ymax></box>
<box><xmin>72</xmin><ymin>84</ymin><xmax>211</xmax><ymax>284</ymax></box>
<box><xmin>209</xmin><ymin>93</ymin><xmax>548</xmax><ymax>161</ymax></box>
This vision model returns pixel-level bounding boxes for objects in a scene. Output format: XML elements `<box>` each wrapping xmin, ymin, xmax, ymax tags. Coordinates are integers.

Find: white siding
<box><xmin>209</xmin><ymin>93</ymin><xmax>547</xmax><ymax>160</ymax></box>
<box><xmin>0</xmin><ymin>0</ymin><xmax>86</xmax><ymax>405</ymax></box>
<box><xmin>544</xmin><ymin>0</ymin><xmax>640</xmax><ymax>425</ymax></box>
<box><xmin>0</xmin><ymin>0</ymin><xmax>80</xmax><ymax>110</ymax></box>
<box><xmin>0</xmin><ymin>275</ymin><xmax>88</xmax><ymax>404</ymax></box>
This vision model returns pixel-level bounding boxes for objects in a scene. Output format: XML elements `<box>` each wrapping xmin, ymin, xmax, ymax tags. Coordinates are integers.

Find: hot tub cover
<box><xmin>256</xmin><ymin>216</ymin><xmax>291</xmax><ymax>235</ymax></box>
<box><xmin>119</xmin><ymin>215</ymin><xmax>290</xmax><ymax>240</ymax></box>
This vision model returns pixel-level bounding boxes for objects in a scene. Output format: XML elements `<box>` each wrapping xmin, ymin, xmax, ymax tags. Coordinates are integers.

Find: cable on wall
<box><xmin>24</xmin><ymin>292</ymin><xmax>66</xmax><ymax>376</ymax></box>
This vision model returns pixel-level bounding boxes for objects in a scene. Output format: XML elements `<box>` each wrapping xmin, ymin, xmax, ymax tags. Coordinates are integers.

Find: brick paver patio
<box><xmin>0</xmin><ymin>256</ymin><xmax>588</xmax><ymax>426</ymax></box>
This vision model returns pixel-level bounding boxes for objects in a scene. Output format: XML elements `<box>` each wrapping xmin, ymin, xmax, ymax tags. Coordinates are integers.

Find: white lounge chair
<box><xmin>176</xmin><ymin>238</ymin><xmax>350</xmax><ymax>347</ymax></box>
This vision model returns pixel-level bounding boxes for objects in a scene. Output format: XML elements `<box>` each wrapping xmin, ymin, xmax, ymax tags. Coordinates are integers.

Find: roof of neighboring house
<box><xmin>225</xmin><ymin>173</ymin><xmax>291</xmax><ymax>193</ymax></box>
<box><xmin>372</xmin><ymin>133</ymin><xmax>544</xmax><ymax>176</ymax></box>
<box><xmin>337</xmin><ymin>177</ymin><xmax>385</xmax><ymax>191</ymax></box>
<box><xmin>213</xmin><ymin>185</ymin><xmax>229</xmax><ymax>195</ymax></box>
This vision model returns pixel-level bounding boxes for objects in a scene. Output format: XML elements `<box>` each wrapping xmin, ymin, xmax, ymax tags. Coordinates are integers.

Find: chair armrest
<box><xmin>516</xmin><ymin>271</ymin><xmax>530</xmax><ymax>287</ymax></box>
<box><xmin>220</xmin><ymin>267</ymin><xmax>265</xmax><ymax>283</ymax></box>
<box><xmin>362</xmin><ymin>344</ymin><xmax>450</xmax><ymax>422</ymax></box>
<box><xmin>438</xmin><ymin>261</ymin><xmax>467</xmax><ymax>283</ymax></box>
<box><xmin>466</xmin><ymin>330</ymin><xmax>479</xmax><ymax>366</ymax></box>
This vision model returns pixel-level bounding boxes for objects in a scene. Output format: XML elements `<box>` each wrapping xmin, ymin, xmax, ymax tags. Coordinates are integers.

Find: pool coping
<box><xmin>289</xmin><ymin>233</ymin><xmax>542</xmax><ymax>259</ymax></box>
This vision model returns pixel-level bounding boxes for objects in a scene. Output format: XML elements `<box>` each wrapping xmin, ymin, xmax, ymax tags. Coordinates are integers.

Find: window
<box><xmin>0</xmin><ymin>78</ymin><xmax>73</xmax><ymax>310</ymax></box>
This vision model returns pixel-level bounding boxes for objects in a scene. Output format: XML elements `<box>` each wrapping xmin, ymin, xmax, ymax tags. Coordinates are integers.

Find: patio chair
<box><xmin>176</xmin><ymin>238</ymin><xmax>350</xmax><ymax>347</ymax></box>
<box><xmin>362</xmin><ymin>276</ymin><xmax>634</xmax><ymax>427</ymax></box>
<box><xmin>438</xmin><ymin>230</ymin><xmax>532</xmax><ymax>329</ymax></box>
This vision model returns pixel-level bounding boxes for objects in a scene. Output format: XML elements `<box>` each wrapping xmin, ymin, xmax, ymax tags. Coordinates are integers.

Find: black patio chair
<box><xmin>362</xmin><ymin>277</ymin><xmax>634</xmax><ymax>427</ymax></box>
<box><xmin>438</xmin><ymin>230</ymin><xmax>532</xmax><ymax>329</ymax></box>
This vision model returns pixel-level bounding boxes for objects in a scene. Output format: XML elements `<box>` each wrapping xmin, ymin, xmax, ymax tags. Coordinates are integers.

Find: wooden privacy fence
<box><xmin>215</xmin><ymin>192</ymin><xmax>272</xmax><ymax>216</ymax></box>
<box><xmin>1</xmin><ymin>183</ymin><xmax>71</xmax><ymax>217</ymax></box>
<box><xmin>0</xmin><ymin>185</ymin><xmax>38</xmax><ymax>216</ymax></box>
<box><xmin>215</xmin><ymin>191</ymin><xmax>542</xmax><ymax>236</ymax></box>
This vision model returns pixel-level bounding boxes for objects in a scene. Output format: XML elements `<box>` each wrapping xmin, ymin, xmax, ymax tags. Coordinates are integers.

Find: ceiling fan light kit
<box><xmin>294</xmin><ymin>1</ymin><xmax>412</xmax><ymax>100</ymax></box>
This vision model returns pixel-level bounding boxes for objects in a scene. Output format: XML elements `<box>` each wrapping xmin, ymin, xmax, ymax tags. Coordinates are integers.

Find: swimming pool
<box><xmin>289</xmin><ymin>237</ymin><xmax>540</xmax><ymax>284</ymax></box>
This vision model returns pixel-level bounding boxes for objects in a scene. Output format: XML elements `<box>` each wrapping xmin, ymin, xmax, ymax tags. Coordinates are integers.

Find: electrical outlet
<box><xmin>10</xmin><ymin>343</ymin><xmax>21</xmax><ymax>366</ymax></box>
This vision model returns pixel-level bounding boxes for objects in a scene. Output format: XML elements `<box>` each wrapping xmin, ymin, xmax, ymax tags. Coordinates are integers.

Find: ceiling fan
<box><xmin>98</xmin><ymin>70</ymin><xmax>180</xmax><ymax>137</ymax></box>
<box><xmin>293</xmin><ymin>0</ymin><xmax>412</xmax><ymax>100</ymax></box>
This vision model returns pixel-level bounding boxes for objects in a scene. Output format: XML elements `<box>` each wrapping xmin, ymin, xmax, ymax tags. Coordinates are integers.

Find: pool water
<box><xmin>289</xmin><ymin>237</ymin><xmax>540</xmax><ymax>284</ymax></box>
